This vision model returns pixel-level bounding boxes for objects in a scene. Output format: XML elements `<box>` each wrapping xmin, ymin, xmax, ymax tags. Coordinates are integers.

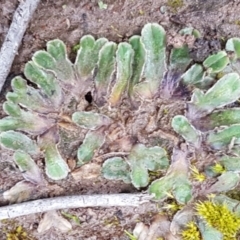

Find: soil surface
<box><xmin>0</xmin><ymin>0</ymin><xmax>240</xmax><ymax>239</ymax></box>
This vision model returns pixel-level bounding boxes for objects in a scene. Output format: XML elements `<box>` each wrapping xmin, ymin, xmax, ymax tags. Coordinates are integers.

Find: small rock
<box><xmin>160</xmin><ymin>6</ymin><xmax>167</xmax><ymax>14</ymax></box>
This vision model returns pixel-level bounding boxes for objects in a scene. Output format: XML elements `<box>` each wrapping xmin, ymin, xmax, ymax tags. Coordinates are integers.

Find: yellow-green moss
<box><xmin>216</xmin><ymin>71</ymin><xmax>225</xmax><ymax>80</ymax></box>
<box><xmin>196</xmin><ymin>201</ymin><xmax>240</xmax><ymax>240</ymax></box>
<box><xmin>163</xmin><ymin>200</ymin><xmax>182</xmax><ymax>214</ymax></box>
<box><xmin>190</xmin><ymin>165</ymin><xmax>206</xmax><ymax>182</ymax></box>
<box><xmin>181</xmin><ymin>222</ymin><xmax>201</xmax><ymax>240</ymax></box>
<box><xmin>5</xmin><ymin>226</ymin><xmax>31</xmax><ymax>240</ymax></box>
<box><xmin>167</xmin><ymin>0</ymin><xmax>184</xmax><ymax>12</ymax></box>
<box><xmin>234</xmin><ymin>20</ymin><xmax>240</xmax><ymax>26</ymax></box>
<box><xmin>212</xmin><ymin>163</ymin><xmax>226</xmax><ymax>174</ymax></box>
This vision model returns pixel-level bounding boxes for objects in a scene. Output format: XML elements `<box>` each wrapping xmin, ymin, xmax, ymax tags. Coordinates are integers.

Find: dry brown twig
<box><xmin>0</xmin><ymin>193</ymin><xmax>153</xmax><ymax>220</ymax></box>
<box><xmin>0</xmin><ymin>0</ymin><xmax>41</xmax><ymax>92</ymax></box>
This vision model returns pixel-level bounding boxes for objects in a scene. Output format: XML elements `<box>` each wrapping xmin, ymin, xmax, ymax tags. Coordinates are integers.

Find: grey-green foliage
<box><xmin>24</xmin><ymin>61</ymin><xmax>62</xmax><ymax>105</ymax></box>
<box><xmin>148</xmin><ymin>148</ymin><xmax>192</xmax><ymax>204</ymax></box>
<box><xmin>207</xmin><ymin>172</ymin><xmax>240</xmax><ymax>193</ymax></box>
<box><xmin>128</xmin><ymin>36</ymin><xmax>145</xmax><ymax>100</ymax></box>
<box><xmin>206</xmin><ymin>124</ymin><xmax>240</xmax><ymax>150</ymax></box>
<box><xmin>14</xmin><ymin>151</ymin><xmax>43</xmax><ymax>185</ymax></box>
<box><xmin>169</xmin><ymin>44</ymin><xmax>191</xmax><ymax>72</ymax></box>
<box><xmin>0</xmin><ymin>131</ymin><xmax>39</xmax><ymax>155</ymax></box>
<box><xmin>102</xmin><ymin>144</ymin><xmax>169</xmax><ymax>188</ymax></box>
<box><xmin>34</xmin><ymin>39</ymin><xmax>75</xmax><ymax>82</ymax></box>
<box><xmin>0</xmin><ymin>22</ymin><xmax>179</xmax><ymax>182</ymax></box>
<box><xmin>0</xmin><ymin>101</ymin><xmax>55</xmax><ymax>134</ymax></box>
<box><xmin>0</xmin><ymin>41</ymin><xmax>73</xmax><ymax>180</ymax></box>
<box><xmin>220</xmin><ymin>155</ymin><xmax>240</xmax><ymax>171</ymax></box>
<box><xmin>198</xmin><ymin>221</ymin><xmax>223</xmax><ymax>240</ymax></box>
<box><xmin>133</xmin><ymin>23</ymin><xmax>166</xmax><ymax>99</ymax></box>
<box><xmin>181</xmin><ymin>37</ymin><xmax>240</xmax><ymax>152</ymax></box>
<box><xmin>141</xmin><ymin>23</ymin><xmax>166</xmax><ymax>83</ymax></box>
<box><xmin>3</xmin><ymin>25</ymin><xmax>240</xmax><ymax>239</ymax></box>
<box><xmin>191</xmin><ymin>108</ymin><xmax>240</xmax><ymax>131</ymax></box>
<box><xmin>0</xmin><ymin>36</ymin><xmax>114</xmax><ymax>181</ymax></box>
<box><xmin>203</xmin><ymin>51</ymin><xmax>229</xmax><ymax>73</ymax></box>
<box><xmin>226</xmin><ymin>38</ymin><xmax>240</xmax><ymax>59</ymax></box>
<box><xmin>109</xmin><ymin>42</ymin><xmax>134</xmax><ymax>106</ymax></box>
<box><xmin>75</xmin><ymin>36</ymin><xmax>108</xmax><ymax>79</ymax></box>
<box><xmin>172</xmin><ymin>115</ymin><xmax>201</xmax><ymax>148</ymax></box>
<box><xmin>6</xmin><ymin>75</ymin><xmax>61</xmax><ymax>114</ymax></box>
<box><xmin>44</xmin><ymin>144</ymin><xmax>70</xmax><ymax>181</ymax></box>
<box><xmin>148</xmin><ymin>174</ymin><xmax>174</xmax><ymax>201</ymax></box>
<box><xmin>2</xmin><ymin>22</ymin><xmax>240</xmax><ymax>210</ymax></box>
<box><xmin>77</xmin><ymin>130</ymin><xmax>106</xmax><ymax>166</ymax></box>
<box><xmin>187</xmin><ymin>73</ymin><xmax>240</xmax><ymax>119</ymax></box>
<box><xmin>72</xmin><ymin>111</ymin><xmax>112</xmax><ymax>130</ymax></box>
<box><xmin>208</xmin><ymin>109</ymin><xmax>240</xmax><ymax>127</ymax></box>
<box><xmin>128</xmin><ymin>144</ymin><xmax>169</xmax><ymax>188</ymax></box>
<box><xmin>94</xmin><ymin>41</ymin><xmax>117</xmax><ymax>105</ymax></box>
<box><xmin>102</xmin><ymin>157</ymin><xmax>131</xmax><ymax>183</ymax></box>
<box><xmin>179</xmin><ymin>27</ymin><xmax>201</xmax><ymax>38</ymax></box>
<box><xmin>182</xmin><ymin>64</ymin><xmax>204</xmax><ymax>87</ymax></box>
<box><xmin>38</xmin><ymin>127</ymin><xmax>70</xmax><ymax>180</ymax></box>
<box><xmin>175</xmin><ymin>33</ymin><xmax>240</xmax><ymax>210</ymax></box>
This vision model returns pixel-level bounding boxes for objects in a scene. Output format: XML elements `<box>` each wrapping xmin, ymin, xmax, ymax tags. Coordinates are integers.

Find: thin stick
<box><xmin>0</xmin><ymin>0</ymin><xmax>41</xmax><ymax>92</ymax></box>
<box><xmin>96</xmin><ymin>152</ymin><xmax>129</xmax><ymax>161</ymax></box>
<box><xmin>0</xmin><ymin>193</ymin><xmax>153</xmax><ymax>220</ymax></box>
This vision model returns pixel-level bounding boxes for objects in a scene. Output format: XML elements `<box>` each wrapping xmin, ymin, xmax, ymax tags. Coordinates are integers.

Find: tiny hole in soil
<box><xmin>85</xmin><ymin>91</ymin><xmax>93</xmax><ymax>103</ymax></box>
<box><xmin>0</xmin><ymin>72</ymin><xmax>17</xmax><ymax>97</ymax></box>
<box><xmin>119</xmin><ymin>189</ymin><xmax>131</xmax><ymax>194</ymax></box>
<box><xmin>114</xmin><ymin>210</ymin><xmax>123</xmax><ymax>220</ymax></box>
<box><xmin>31</xmin><ymin>222</ymin><xmax>39</xmax><ymax>230</ymax></box>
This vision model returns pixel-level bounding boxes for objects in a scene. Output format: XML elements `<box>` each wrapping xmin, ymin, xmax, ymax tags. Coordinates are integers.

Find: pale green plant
<box><xmin>171</xmin><ymin>115</ymin><xmax>201</xmax><ymax>148</ymax></box>
<box><xmin>3</xmin><ymin>23</ymin><xmax>240</xmax><ymax>239</ymax></box>
<box><xmin>102</xmin><ymin>144</ymin><xmax>169</xmax><ymax>188</ymax></box>
<box><xmin>187</xmin><ymin>73</ymin><xmax>240</xmax><ymax>119</ymax></box>
<box><xmin>0</xmin><ymin>23</ymin><xmax>189</xmax><ymax>183</ymax></box>
<box><xmin>148</xmin><ymin>148</ymin><xmax>192</xmax><ymax>204</ymax></box>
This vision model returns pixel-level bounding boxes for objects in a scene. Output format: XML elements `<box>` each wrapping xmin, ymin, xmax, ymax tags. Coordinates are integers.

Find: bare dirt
<box><xmin>1</xmin><ymin>0</ymin><xmax>240</xmax><ymax>239</ymax></box>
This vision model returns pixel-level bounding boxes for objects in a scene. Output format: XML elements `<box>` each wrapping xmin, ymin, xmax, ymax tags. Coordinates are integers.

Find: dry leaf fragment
<box><xmin>37</xmin><ymin>211</ymin><xmax>72</xmax><ymax>233</ymax></box>
<box><xmin>133</xmin><ymin>222</ymin><xmax>149</xmax><ymax>240</ymax></box>
<box><xmin>133</xmin><ymin>214</ymin><xmax>172</xmax><ymax>240</ymax></box>
<box><xmin>71</xmin><ymin>163</ymin><xmax>101</xmax><ymax>180</ymax></box>
<box><xmin>3</xmin><ymin>180</ymin><xmax>36</xmax><ymax>203</ymax></box>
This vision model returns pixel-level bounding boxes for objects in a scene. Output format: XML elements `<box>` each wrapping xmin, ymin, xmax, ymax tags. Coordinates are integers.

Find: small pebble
<box><xmin>160</xmin><ymin>6</ymin><xmax>167</xmax><ymax>14</ymax></box>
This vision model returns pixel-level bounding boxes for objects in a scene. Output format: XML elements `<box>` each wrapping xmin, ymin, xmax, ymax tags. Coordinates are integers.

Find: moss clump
<box><xmin>167</xmin><ymin>0</ymin><xmax>184</xmax><ymax>12</ymax></box>
<box><xmin>212</xmin><ymin>163</ymin><xmax>226</xmax><ymax>174</ymax></box>
<box><xmin>181</xmin><ymin>222</ymin><xmax>201</xmax><ymax>240</ymax></box>
<box><xmin>190</xmin><ymin>165</ymin><xmax>206</xmax><ymax>182</ymax></box>
<box><xmin>234</xmin><ymin>20</ymin><xmax>240</xmax><ymax>26</ymax></box>
<box><xmin>5</xmin><ymin>226</ymin><xmax>30</xmax><ymax>240</ymax></box>
<box><xmin>196</xmin><ymin>201</ymin><xmax>240</xmax><ymax>240</ymax></box>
